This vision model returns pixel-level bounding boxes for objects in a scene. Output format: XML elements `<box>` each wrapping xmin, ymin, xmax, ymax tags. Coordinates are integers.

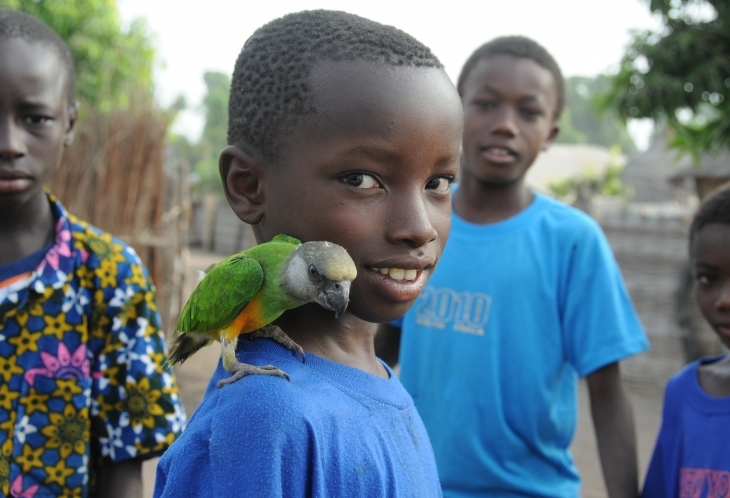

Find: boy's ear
<box><xmin>64</xmin><ymin>101</ymin><xmax>79</xmax><ymax>147</ymax></box>
<box><xmin>219</xmin><ymin>145</ymin><xmax>266</xmax><ymax>225</ymax></box>
<box><xmin>542</xmin><ymin>123</ymin><xmax>560</xmax><ymax>151</ymax></box>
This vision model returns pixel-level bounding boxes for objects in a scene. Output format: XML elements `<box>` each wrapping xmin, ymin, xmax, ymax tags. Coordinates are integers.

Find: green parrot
<box><xmin>168</xmin><ymin>234</ymin><xmax>357</xmax><ymax>386</ymax></box>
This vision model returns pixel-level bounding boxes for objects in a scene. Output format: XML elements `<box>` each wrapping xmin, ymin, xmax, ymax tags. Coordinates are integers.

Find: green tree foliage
<box><xmin>194</xmin><ymin>71</ymin><xmax>230</xmax><ymax>194</ymax></box>
<box><xmin>557</xmin><ymin>76</ymin><xmax>637</xmax><ymax>153</ymax></box>
<box><xmin>199</xmin><ymin>72</ymin><xmax>230</xmax><ymax>157</ymax></box>
<box><xmin>601</xmin><ymin>0</ymin><xmax>730</xmax><ymax>160</ymax></box>
<box><xmin>1</xmin><ymin>0</ymin><xmax>155</xmax><ymax>111</ymax></box>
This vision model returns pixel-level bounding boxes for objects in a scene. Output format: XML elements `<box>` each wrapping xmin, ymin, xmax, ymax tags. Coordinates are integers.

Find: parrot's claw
<box><xmin>250</xmin><ymin>325</ymin><xmax>306</xmax><ymax>362</ymax></box>
<box><xmin>217</xmin><ymin>363</ymin><xmax>290</xmax><ymax>388</ymax></box>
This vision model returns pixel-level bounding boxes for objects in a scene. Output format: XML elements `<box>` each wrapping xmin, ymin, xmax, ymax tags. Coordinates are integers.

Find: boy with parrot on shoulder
<box><xmin>154</xmin><ymin>9</ymin><xmax>463</xmax><ymax>498</ymax></box>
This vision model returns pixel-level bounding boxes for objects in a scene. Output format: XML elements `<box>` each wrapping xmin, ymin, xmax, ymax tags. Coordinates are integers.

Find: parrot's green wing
<box><xmin>177</xmin><ymin>256</ymin><xmax>264</xmax><ymax>333</ymax></box>
<box><xmin>272</xmin><ymin>234</ymin><xmax>302</xmax><ymax>245</ymax></box>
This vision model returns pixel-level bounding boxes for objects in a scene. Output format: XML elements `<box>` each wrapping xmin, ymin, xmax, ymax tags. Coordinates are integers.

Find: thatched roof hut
<box><xmin>621</xmin><ymin>131</ymin><xmax>730</xmax><ymax>202</ymax></box>
<box><xmin>620</xmin><ymin>134</ymin><xmax>695</xmax><ymax>203</ymax></box>
<box><xmin>668</xmin><ymin>149</ymin><xmax>730</xmax><ymax>200</ymax></box>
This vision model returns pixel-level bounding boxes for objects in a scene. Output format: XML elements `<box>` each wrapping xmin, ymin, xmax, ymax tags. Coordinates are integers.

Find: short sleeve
<box><xmin>88</xmin><ymin>247</ymin><xmax>185</xmax><ymax>466</ymax></box>
<box><xmin>561</xmin><ymin>222</ymin><xmax>649</xmax><ymax>377</ymax></box>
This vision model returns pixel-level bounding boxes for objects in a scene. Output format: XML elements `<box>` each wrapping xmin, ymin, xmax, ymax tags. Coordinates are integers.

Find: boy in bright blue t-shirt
<box><xmin>642</xmin><ymin>184</ymin><xmax>730</xmax><ymax>498</ymax></box>
<box><xmin>377</xmin><ymin>36</ymin><xmax>649</xmax><ymax>498</ymax></box>
<box><xmin>154</xmin><ymin>10</ymin><xmax>464</xmax><ymax>498</ymax></box>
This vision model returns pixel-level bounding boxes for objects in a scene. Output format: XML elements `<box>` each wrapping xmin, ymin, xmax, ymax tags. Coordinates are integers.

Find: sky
<box><xmin>117</xmin><ymin>0</ymin><xmax>661</xmax><ymax>148</ymax></box>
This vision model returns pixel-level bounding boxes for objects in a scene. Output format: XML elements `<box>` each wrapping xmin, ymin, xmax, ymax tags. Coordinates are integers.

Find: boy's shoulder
<box><xmin>454</xmin><ymin>192</ymin><xmax>603</xmax><ymax>242</ymax></box>
<box><xmin>666</xmin><ymin>355</ymin><xmax>727</xmax><ymax>397</ymax></box>
<box><xmin>208</xmin><ymin>341</ymin><xmax>409</xmax><ymax>415</ymax></box>
<box><xmin>50</xmin><ymin>194</ymin><xmax>147</xmax><ymax>274</ymax></box>
<box><xmin>28</xmin><ymin>194</ymin><xmax>153</xmax><ymax>299</ymax></box>
<box><xmin>532</xmin><ymin>192</ymin><xmax>602</xmax><ymax>235</ymax></box>
<box><xmin>206</xmin><ymin>359</ymin><xmax>332</xmax><ymax>422</ymax></box>
<box><xmin>659</xmin><ymin>356</ymin><xmax>730</xmax><ymax>430</ymax></box>
<box><xmin>67</xmin><ymin>215</ymin><xmax>142</xmax><ymax>267</ymax></box>
<box><xmin>186</xmin><ymin>340</ymin><xmax>412</xmax><ymax>437</ymax></box>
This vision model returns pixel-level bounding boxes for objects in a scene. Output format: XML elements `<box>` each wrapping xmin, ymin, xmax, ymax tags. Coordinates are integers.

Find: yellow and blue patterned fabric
<box><xmin>0</xmin><ymin>193</ymin><xmax>185</xmax><ymax>497</ymax></box>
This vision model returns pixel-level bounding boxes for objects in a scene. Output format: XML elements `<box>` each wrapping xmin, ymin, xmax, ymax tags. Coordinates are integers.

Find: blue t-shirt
<box><xmin>398</xmin><ymin>192</ymin><xmax>648</xmax><ymax>498</ymax></box>
<box><xmin>642</xmin><ymin>355</ymin><xmax>730</xmax><ymax>498</ymax></box>
<box><xmin>155</xmin><ymin>338</ymin><xmax>442</xmax><ymax>498</ymax></box>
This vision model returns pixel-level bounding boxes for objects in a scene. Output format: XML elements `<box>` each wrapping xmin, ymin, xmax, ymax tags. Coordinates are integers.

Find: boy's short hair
<box><xmin>228</xmin><ymin>9</ymin><xmax>443</xmax><ymax>161</ymax></box>
<box><xmin>0</xmin><ymin>8</ymin><xmax>76</xmax><ymax>102</ymax></box>
<box><xmin>690</xmin><ymin>181</ymin><xmax>730</xmax><ymax>248</ymax></box>
<box><xmin>457</xmin><ymin>36</ymin><xmax>565</xmax><ymax>119</ymax></box>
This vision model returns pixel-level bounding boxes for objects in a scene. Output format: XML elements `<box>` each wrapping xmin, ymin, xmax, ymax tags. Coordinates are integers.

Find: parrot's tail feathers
<box><xmin>167</xmin><ymin>332</ymin><xmax>213</xmax><ymax>366</ymax></box>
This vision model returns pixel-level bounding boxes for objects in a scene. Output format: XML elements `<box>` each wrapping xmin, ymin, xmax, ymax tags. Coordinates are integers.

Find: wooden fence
<box><xmin>48</xmin><ymin>105</ymin><xmax>190</xmax><ymax>331</ymax></box>
<box><xmin>593</xmin><ymin>199</ymin><xmax>724</xmax><ymax>392</ymax></box>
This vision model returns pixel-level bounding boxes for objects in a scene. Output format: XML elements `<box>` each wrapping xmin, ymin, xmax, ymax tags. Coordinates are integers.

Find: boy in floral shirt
<box><xmin>0</xmin><ymin>9</ymin><xmax>184</xmax><ymax>497</ymax></box>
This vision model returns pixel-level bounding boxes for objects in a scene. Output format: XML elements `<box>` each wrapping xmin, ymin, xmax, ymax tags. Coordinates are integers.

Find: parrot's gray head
<box><xmin>280</xmin><ymin>241</ymin><xmax>357</xmax><ymax>318</ymax></box>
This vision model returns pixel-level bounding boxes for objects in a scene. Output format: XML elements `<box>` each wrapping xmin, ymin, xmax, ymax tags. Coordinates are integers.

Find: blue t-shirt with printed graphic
<box><xmin>642</xmin><ymin>355</ymin><xmax>730</xmax><ymax>498</ymax></box>
<box><xmin>398</xmin><ymin>192</ymin><xmax>648</xmax><ymax>498</ymax></box>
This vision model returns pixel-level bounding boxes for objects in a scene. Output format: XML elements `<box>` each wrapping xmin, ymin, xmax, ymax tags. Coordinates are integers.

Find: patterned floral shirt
<box><xmin>0</xmin><ymin>194</ymin><xmax>185</xmax><ymax>497</ymax></box>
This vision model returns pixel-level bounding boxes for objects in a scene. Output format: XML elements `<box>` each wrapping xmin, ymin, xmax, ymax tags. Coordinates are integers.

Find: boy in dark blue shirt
<box><xmin>642</xmin><ymin>184</ymin><xmax>730</xmax><ymax>497</ymax></box>
<box><xmin>154</xmin><ymin>10</ymin><xmax>463</xmax><ymax>498</ymax></box>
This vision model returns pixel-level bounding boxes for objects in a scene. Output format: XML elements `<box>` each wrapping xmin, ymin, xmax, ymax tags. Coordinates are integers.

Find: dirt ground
<box><xmin>142</xmin><ymin>250</ymin><xmax>665</xmax><ymax>497</ymax></box>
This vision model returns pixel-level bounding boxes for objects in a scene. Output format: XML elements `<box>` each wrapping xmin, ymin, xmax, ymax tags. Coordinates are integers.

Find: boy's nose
<box><xmin>0</xmin><ymin>118</ymin><xmax>25</xmax><ymax>160</ymax></box>
<box><xmin>386</xmin><ymin>192</ymin><xmax>439</xmax><ymax>248</ymax></box>
<box><xmin>490</xmin><ymin>107</ymin><xmax>518</xmax><ymax>137</ymax></box>
<box><xmin>716</xmin><ymin>283</ymin><xmax>730</xmax><ymax>311</ymax></box>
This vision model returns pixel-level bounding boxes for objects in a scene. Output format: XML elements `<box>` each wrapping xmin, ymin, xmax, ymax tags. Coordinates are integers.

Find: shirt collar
<box><xmin>30</xmin><ymin>192</ymin><xmax>78</xmax><ymax>295</ymax></box>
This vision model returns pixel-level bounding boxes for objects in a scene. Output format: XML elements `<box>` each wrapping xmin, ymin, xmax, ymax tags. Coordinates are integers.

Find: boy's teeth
<box><xmin>372</xmin><ymin>268</ymin><xmax>418</xmax><ymax>281</ymax></box>
<box><xmin>488</xmin><ymin>147</ymin><xmax>510</xmax><ymax>155</ymax></box>
<box><xmin>389</xmin><ymin>268</ymin><xmax>405</xmax><ymax>280</ymax></box>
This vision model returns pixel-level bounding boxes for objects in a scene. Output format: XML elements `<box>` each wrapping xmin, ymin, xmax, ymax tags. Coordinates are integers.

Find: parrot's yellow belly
<box><xmin>221</xmin><ymin>291</ymin><xmax>269</xmax><ymax>341</ymax></box>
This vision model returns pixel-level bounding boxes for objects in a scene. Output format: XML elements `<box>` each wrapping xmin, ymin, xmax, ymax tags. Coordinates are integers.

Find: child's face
<box><xmin>693</xmin><ymin>222</ymin><xmax>730</xmax><ymax>349</ymax></box>
<box><xmin>0</xmin><ymin>38</ymin><xmax>75</xmax><ymax>210</ymax></box>
<box><xmin>249</xmin><ymin>61</ymin><xmax>462</xmax><ymax>323</ymax></box>
<box><xmin>459</xmin><ymin>55</ymin><xmax>559</xmax><ymax>187</ymax></box>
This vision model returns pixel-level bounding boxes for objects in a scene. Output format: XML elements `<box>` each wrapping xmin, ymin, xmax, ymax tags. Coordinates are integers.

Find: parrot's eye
<box><xmin>309</xmin><ymin>265</ymin><xmax>320</xmax><ymax>278</ymax></box>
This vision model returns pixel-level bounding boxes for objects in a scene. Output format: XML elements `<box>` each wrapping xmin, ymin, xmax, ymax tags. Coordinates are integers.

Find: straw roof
<box><xmin>526</xmin><ymin>143</ymin><xmax>621</xmax><ymax>194</ymax></box>
<box><xmin>620</xmin><ymin>134</ymin><xmax>695</xmax><ymax>203</ymax></box>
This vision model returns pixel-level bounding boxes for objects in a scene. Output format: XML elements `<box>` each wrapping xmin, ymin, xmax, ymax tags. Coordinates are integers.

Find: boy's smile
<box><xmin>693</xmin><ymin>222</ymin><xmax>730</xmax><ymax>348</ymax></box>
<box><xmin>226</xmin><ymin>61</ymin><xmax>462</xmax><ymax>324</ymax></box>
<box><xmin>460</xmin><ymin>55</ymin><xmax>558</xmax><ymax>186</ymax></box>
<box><xmin>0</xmin><ymin>39</ymin><xmax>75</xmax><ymax>209</ymax></box>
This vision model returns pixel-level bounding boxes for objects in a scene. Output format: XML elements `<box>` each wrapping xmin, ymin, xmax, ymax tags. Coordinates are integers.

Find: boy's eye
<box><xmin>343</xmin><ymin>173</ymin><xmax>380</xmax><ymax>189</ymax></box>
<box><xmin>696</xmin><ymin>273</ymin><xmax>715</xmax><ymax>286</ymax></box>
<box><xmin>474</xmin><ymin>100</ymin><xmax>496</xmax><ymax>110</ymax></box>
<box><xmin>23</xmin><ymin>115</ymin><xmax>52</xmax><ymax>125</ymax></box>
<box><xmin>426</xmin><ymin>177</ymin><xmax>453</xmax><ymax>191</ymax></box>
<box><xmin>520</xmin><ymin>108</ymin><xmax>541</xmax><ymax>119</ymax></box>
